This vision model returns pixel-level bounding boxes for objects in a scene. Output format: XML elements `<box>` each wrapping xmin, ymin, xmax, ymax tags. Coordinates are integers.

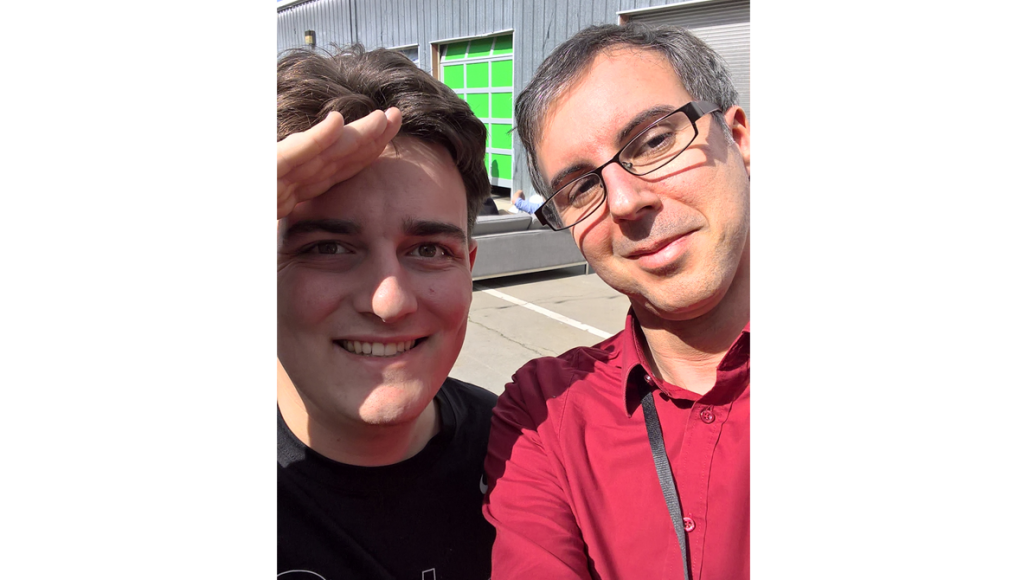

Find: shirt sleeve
<box><xmin>513</xmin><ymin>198</ymin><xmax>542</xmax><ymax>214</ymax></box>
<box><xmin>483</xmin><ymin>360</ymin><xmax>592</xmax><ymax>579</ymax></box>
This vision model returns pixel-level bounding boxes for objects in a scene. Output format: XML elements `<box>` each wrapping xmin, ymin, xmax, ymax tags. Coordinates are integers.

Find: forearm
<box><xmin>513</xmin><ymin>198</ymin><xmax>542</xmax><ymax>214</ymax></box>
<box><xmin>483</xmin><ymin>377</ymin><xmax>591</xmax><ymax>579</ymax></box>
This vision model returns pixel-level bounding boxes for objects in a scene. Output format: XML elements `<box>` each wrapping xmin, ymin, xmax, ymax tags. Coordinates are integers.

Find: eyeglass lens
<box><xmin>544</xmin><ymin>109</ymin><xmax>698</xmax><ymax>229</ymax></box>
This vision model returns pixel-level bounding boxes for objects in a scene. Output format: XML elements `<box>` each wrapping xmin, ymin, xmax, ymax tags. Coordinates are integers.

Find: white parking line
<box><xmin>478</xmin><ymin>286</ymin><xmax>613</xmax><ymax>340</ymax></box>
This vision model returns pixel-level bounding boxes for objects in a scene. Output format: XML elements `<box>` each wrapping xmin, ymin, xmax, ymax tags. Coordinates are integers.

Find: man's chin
<box><xmin>631</xmin><ymin>278</ymin><xmax>729</xmax><ymax>323</ymax></box>
<box><xmin>641</xmin><ymin>298</ymin><xmax>719</xmax><ymax>323</ymax></box>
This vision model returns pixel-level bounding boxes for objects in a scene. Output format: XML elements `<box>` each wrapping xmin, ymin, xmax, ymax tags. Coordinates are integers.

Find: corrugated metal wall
<box><xmin>277</xmin><ymin>0</ymin><xmax>742</xmax><ymax>194</ymax></box>
<box><xmin>278</xmin><ymin>0</ymin><xmax>515</xmax><ymax>76</ymax></box>
<box><xmin>626</xmin><ymin>0</ymin><xmax>750</xmax><ymax>116</ymax></box>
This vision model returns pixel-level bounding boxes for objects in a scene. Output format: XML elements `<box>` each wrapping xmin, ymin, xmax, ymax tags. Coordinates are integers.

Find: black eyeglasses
<box><xmin>536</xmin><ymin>100</ymin><xmax>721</xmax><ymax>231</ymax></box>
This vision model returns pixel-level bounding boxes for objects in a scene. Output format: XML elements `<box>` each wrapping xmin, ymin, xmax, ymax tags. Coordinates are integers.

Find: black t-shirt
<box><xmin>278</xmin><ymin>378</ymin><xmax>498</xmax><ymax>580</ymax></box>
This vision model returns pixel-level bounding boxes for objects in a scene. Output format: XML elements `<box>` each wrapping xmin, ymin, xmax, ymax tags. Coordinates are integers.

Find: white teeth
<box><xmin>341</xmin><ymin>339</ymin><xmax>419</xmax><ymax>357</ymax></box>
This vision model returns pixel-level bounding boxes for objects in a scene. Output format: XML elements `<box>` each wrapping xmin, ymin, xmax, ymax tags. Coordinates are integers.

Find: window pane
<box><xmin>491</xmin><ymin>92</ymin><xmax>512</xmax><ymax>119</ymax></box>
<box><xmin>442</xmin><ymin>65</ymin><xmax>464</xmax><ymax>90</ymax></box>
<box><xmin>467</xmin><ymin>38</ymin><xmax>492</xmax><ymax>58</ymax></box>
<box><xmin>493</xmin><ymin>35</ymin><xmax>513</xmax><ymax>55</ymax></box>
<box><xmin>491</xmin><ymin>60</ymin><xmax>512</xmax><ymax>87</ymax></box>
<box><xmin>466</xmin><ymin>93</ymin><xmax>489</xmax><ymax>118</ymax></box>
<box><xmin>491</xmin><ymin>154</ymin><xmax>512</xmax><ymax>179</ymax></box>
<box><xmin>491</xmin><ymin>123</ymin><xmax>512</xmax><ymax>149</ymax></box>
<box><xmin>398</xmin><ymin>47</ymin><xmax>419</xmax><ymax>66</ymax></box>
<box><xmin>444</xmin><ymin>41</ymin><xmax>468</xmax><ymax>61</ymax></box>
<box><xmin>466</xmin><ymin>62</ymin><xmax>489</xmax><ymax>88</ymax></box>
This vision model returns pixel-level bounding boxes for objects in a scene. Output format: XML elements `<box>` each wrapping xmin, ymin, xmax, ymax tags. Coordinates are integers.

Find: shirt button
<box><xmin>699</xmin><ymin>407</ymin><xmax>715</xmax><ymax>424</ymax></box>
<box><xmin>683</xmin><ymin>517</ymin><xmax>696</xmax><ymax>532</ymax></box>
<box><xmin>644</xmin><ymin>374</ymin><xmax>653</xmax><ymax>384</ymax></box>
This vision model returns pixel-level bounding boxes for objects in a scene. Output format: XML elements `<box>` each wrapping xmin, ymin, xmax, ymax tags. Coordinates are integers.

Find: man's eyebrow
<box><xmin>404</xmin><ymin>219</ymin><xmax>468</xmax><ymax>242</ymax></box>
<box><xmin>615</xmin><ymin>105</ymin><xmax>678</xmax><ymax>145</ymax></box>
<box><xmin>281</xmin><ymin>219</ymin><xmax>360</xmax><ymax>243</ymax></box>
<box><xmin>550</xmin><ymin>163</ymin><xmax>592</xmax><ymax>193</ymax></box>
<box><xmin>548</xmin><ymin>105</ymin><xmax>679</xmax><ymax>191</ymax></box>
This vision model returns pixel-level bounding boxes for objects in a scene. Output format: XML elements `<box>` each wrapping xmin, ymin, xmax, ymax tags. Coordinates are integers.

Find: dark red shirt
<box><xmin>484</xmin><ymin>311</ymin><xmax>749</xmax><ymax>579</ymax></box>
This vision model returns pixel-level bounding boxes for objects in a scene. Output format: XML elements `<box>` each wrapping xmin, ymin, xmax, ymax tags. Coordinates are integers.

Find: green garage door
<box><xmin>439</xmin><ymin>34</ymin><xmax>513</xmax><ymax>188</ymax></box>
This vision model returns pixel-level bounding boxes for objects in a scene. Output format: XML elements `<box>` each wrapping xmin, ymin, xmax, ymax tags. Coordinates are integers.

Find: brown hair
<box><xmin>278</xmin><ymin>44</ymin><xmax>490</xmax><ymax>234</ymax></box>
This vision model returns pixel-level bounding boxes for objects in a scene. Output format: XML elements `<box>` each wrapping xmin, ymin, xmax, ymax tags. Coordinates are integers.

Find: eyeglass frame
<box><xmin>535</xmin><ymin>100</ymin><xmax>721</xmax><ymax>231</ymax></box>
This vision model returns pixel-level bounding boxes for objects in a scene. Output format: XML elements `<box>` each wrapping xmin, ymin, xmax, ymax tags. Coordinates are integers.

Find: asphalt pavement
<box><xmin>452</xmin><ymin>266</ymin><xmax>632</xmax><ymax>396</ymax></box>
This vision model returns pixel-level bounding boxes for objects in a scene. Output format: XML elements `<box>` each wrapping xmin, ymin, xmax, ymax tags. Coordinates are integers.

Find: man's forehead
<box><xmin>536</xmin><ymin>49</ymin><xmax>691</xmax><ymax>173</ymax></box>
<box><xmin>298</xmin><ymin>139</ymin><xmax>463</xmax><ymax>211</ymax></box>
<box><xmin>538</xmin><ymin>48</ymin><xmax>681</xmax><ymax>132</ymax></box>
<box><xmin>279</xmin><ymin>138</ymin><xmax>469</xmax><ymax>245</ymax></box>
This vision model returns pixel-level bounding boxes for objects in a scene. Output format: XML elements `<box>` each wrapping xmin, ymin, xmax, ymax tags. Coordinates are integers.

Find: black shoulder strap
<box><xmin>642</xmin><ymin>389</ymin><xmax>692</xmax><ymax>580</ymax></box>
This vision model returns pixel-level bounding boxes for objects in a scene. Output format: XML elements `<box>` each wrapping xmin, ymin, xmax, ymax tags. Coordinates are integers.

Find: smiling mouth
<box><xmin>336</xmin><ymin>338</ymin><xmax>425</xmax><ymax>358</ymax></box>
<box><xmin>626</xmin><ymin>232</ymin><xmax>693</xmax><ymax>259</ymax></box>
<box><xmin>623</xmin><ymin>229</ymin><xmax>700</xmax><ymax>261</ymax></box>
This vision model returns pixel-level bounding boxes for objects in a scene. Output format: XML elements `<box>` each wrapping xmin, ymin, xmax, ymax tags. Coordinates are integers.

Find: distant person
<box><xmin>508</xmin><ymin>188</ymin><xmax>542</xmax><ymax>214</ymax></box>
<box><xmin>276</xmin><ymin>44</ymin><xmax>497</xmax><ymax>579</ymax></box>
<box><xmin>484</xmin><ymin>23</ymin><xmax>751</xmax><ymax>579</ymax></box>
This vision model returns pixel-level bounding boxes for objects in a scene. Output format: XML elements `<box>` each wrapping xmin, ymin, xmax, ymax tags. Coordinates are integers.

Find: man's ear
<box><xmin>468</xmin><ymin>238</ymin><xmax>478</xmax><ymax>271</ymax></box>
<box><xmin>725</xmin><ymin>106</ymin><xmax>751</xmax><ymax>177</ymax></box>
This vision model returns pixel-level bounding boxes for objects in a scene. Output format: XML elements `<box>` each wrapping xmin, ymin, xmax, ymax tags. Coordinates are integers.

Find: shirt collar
<box><xmin>620</xmin><ymin>309</ymin><xmax>750</xmax><ymax>416</ymax></box>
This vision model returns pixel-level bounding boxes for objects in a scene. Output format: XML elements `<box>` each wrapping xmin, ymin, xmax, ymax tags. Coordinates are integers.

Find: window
<box><xmin>438</xmin><ymin>34</ymin><xmax>513</xmax><ymax>188</ymax></box>
<box><xmin>392</xmin><ymin>45</ymin><xmax>420</xmax><ymax>68</ymax></box>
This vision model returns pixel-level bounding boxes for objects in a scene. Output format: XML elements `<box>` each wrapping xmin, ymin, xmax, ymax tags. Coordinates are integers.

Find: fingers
<box><xmin>321</xmin><ymin>109</ymin><xmax>400</xmax><ymax>166</ymax></box>
<box><xmin>278</xmin><ymin>108</ymin><xmax>403</xmax><ymax>220</ymax></box>
<box><xmin>276</xmin><ymin>111</ymin><xmax>346</xmax><ymax>178</ymax></box>
<box><xmin>288</xmin><ymin>108</ymin><xmax>401</xmax><ymax>199</ymax></box>
<box><xmin>285</xmin><ymin>109</ymin><xmax>391</xmax><ymax>187</ymax></box>
<box><xmin>314</xmin><ymin>108</ymin><xmax>402</xmax><ymax>185</ymax></box>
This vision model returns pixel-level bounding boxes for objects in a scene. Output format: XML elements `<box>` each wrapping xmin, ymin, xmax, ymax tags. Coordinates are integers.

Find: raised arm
<box><xmin>483</xmin><ymin>365</ymin><xmax>593</xmax><ymax>579</ymax></box>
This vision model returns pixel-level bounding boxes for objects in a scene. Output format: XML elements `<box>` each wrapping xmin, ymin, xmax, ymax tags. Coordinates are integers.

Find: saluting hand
<box><xmin>277</xmin><ymin>107</ymin><xmax>402</xmax><ymax>219</ymax></box>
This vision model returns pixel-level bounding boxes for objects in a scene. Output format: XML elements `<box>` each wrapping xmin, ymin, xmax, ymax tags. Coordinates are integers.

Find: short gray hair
<box><xmin>515</xmin><ymin>22</ymin><xmax>739</xmax><ymax>197</ymax></box>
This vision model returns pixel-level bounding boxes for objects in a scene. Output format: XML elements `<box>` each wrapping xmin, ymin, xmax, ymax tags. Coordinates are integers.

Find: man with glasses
<box><xmin>483</xmin><ymin>23</ymin><xmax>750</xmax><ymax>580</ymax></box>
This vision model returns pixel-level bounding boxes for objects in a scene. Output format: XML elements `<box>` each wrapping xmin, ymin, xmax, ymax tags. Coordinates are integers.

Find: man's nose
<box><xmin>601</xmin><ymin>162</ymin><xmax>661</xmax><ymax>221</ymax></box>
<box><xmin>356</xmin><ymin>256</ymin><xmax>418</xmax><ymax>323</ymax></box>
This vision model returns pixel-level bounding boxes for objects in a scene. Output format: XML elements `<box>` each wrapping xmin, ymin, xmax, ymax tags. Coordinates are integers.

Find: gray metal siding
<box><xmin>627</xmin><ymin>0</ymin><xmax>751</xmax><ymax>116</ymax></box>
<box><xmin>280</xmin><ymin>0</ymin><xmax>515</xmax><ymax>74</ymax></box>
<box><xmin>510</xmin><ymin>0</ymin><xmax>622</xmax><ymax>190</ymax></box>
<box><xmin>277</xmin><ymin>0</ymin><xmax>355</xmax><ymax>51</ymax></box>
<box><xmin>277</xmin><ymin>0</ymin><xmax>735</xmax><ymax>194</ymax></box>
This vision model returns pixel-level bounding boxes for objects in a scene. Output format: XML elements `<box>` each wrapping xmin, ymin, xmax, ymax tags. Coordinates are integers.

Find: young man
<box><xmin>276</xmin><ymin>45</ymin><xmax>497</xmax><ymax>579</ymax></box>
<box><xmin>484</xmin><ymin>24</ymin><xmax>751</xmax><ymax>580</ymax></box>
